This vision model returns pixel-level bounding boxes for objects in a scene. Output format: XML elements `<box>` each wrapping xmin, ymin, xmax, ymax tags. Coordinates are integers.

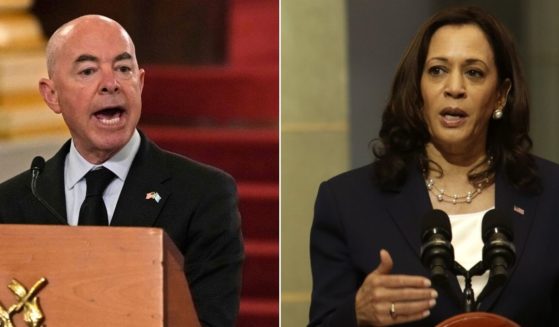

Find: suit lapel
<box><xmin>477</xmin><ymin>170</ymin><xmax>539</xmax><ymax>310</ymax></box>
<box><xmin>34</xmin><ymin>142</ymin><xmax>70</xmax><ymax>224</ymax></box>
<box><xmin>111</xmin><ymin>135</ymin><xmax>171</xmax><ymax>227</ymax></box>
<box><xmin>383</xmin><ymin>165</ymin><xmax>464</xmax><ymax>306</ymax></box>
<box><xmin>383</xmin><ymin>168</ymin><xmax>431</xmax><ymax>259</ymax></box>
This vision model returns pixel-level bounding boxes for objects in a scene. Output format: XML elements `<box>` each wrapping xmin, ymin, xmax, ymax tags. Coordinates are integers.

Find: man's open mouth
<box><xmin>94</xmin><ymin>107</ymin><xmax>125</xmax><ymax>126</ymax></box>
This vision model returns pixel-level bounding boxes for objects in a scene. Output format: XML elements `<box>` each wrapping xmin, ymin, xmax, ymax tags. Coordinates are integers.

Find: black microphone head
<box><xmin>420</xmin><ymin>209</ymin><xmax>454</xmax><ymax>286</ymax></box>
<box><xmin>482</xmin><ymin>209</ymin><xmax>513</xmax><ymax>242</ymax></box>
<box><xmin>421</xmin><ymin>209</ymin><xmax>452</xmax><ymax>241</ymax></box>
<box><xmin>31</xmin><ymin>156</ymin><xmax>45</xmax><ymax>172</ymax></box>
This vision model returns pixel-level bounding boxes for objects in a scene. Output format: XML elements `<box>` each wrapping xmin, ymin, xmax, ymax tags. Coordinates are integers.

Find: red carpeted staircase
<box><xmin>139</xmin><ymin>0</ymin><xmax>278</xmax><ymax>326</ymax></box>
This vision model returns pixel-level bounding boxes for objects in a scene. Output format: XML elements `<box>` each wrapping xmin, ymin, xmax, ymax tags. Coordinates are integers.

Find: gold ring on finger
<box><xmin>389</xmin><ymin>302</ymin><xmax>397</xmax><ymax>319</ymax></box>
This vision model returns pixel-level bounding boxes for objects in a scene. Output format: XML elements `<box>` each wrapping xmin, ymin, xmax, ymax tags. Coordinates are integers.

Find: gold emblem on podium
<box><xmin>0</xmin><ymin>277</ymin><xmax>47</xmax><ymax>327</ymax></box>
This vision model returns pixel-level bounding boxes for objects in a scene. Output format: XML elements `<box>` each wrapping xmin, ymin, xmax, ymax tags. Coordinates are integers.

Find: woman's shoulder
<box><xmin>319</xmin><ymin>163</ymin><xmax>389</xmax><ymax>198</ymax></box>
<box><xmin>324</xmin><ymin>164</ymin><xmax>374</xmax><ymax>185</ymax></box>
<box><xmin>316</xmin><ymin>164</ymin><xmax>385</xmax><ymax>209</ymax></box>
<box><xmin>532</xmin><ymin>155</ymin><xmax>559</xmax><ymax>193</ymax></box>
<box><xmin>534</xmin><ymin>155</ymin><xmax>559</xmax><ymax>176</ymax></box>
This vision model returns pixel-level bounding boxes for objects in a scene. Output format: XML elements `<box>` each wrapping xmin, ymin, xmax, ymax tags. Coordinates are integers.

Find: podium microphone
<box><xmin>30</xmin><ymin>156</ymin><xmax>66</xmax><ymax>224</ymax></box>
<box><xmin>420</xmin><ymin>209</ymin><xmax>455</xmax><ymax>285</ymax></box>
<box><xmin>481</xmin><ymin>209</ymin><xmax>516</xmax><ymax>288</ymax></box>
<box><xmin>30</xmin><ymin>156</ymin><xmax>45</xmax><ymax>196</ymax></box>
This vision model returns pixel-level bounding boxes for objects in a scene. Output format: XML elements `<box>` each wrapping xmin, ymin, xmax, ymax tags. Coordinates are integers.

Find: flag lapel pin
<box><xmin>145</xmin><ymin>191</ymin><xmax>162</xmax><ymax>203</ymax></box>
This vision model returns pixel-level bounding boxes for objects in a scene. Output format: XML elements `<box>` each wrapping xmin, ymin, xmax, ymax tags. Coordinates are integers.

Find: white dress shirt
<box><xmin>64</xmin><ymin>130</ymin><xmax>141</xmax><ymax>225</ymax></box>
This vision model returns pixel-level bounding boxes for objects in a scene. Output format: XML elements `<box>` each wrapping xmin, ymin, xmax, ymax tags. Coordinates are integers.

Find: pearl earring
<box><xmin>493</xmin><ymin>109</ymin><xmax>503</xmax><ymax>120</ymax></box>
<box><xmin>493</xmin><ymin>106</ymin><xmax>504</xmax><ymax>120</ymax></box>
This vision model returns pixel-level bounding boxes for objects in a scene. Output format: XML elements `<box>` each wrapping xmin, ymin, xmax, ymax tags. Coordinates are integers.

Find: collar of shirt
<box><xmin>65</xmin><ymin>129</ymin><xmax>141</xmax><ymax>191</ymax></box>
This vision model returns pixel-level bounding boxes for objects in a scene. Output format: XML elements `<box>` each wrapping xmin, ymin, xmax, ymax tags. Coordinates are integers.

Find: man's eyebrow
<box><xmin>73</xmin><ymin>53</ymin><xmax>133</xmax><ymax>65</ymax></box>
<box><xmin>75</xmin><ymin>54</ymin><xmax>98</xmax><ymax>64</ymax></box>
<box><xmin>115</xmin><ymin>52</ymin><xmax>133</xmax><ymax>62</ymax></box>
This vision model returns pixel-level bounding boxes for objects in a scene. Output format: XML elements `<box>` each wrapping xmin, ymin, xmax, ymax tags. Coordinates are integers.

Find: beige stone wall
<box><xmin>281</xmin><ymin>1</ymin><xmax>349</xmax><ymax>325</ymax></box>
<box><xmin>525</xmin><ymin>0</ymin><xmax>559</xmax><ymax>162</ymax></box>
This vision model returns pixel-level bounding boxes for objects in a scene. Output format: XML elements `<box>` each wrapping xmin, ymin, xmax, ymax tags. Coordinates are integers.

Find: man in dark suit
<box><xmin>0</xmin><ymin>15</ymin><xmax>243</xmax><ymax>327</ymax></box>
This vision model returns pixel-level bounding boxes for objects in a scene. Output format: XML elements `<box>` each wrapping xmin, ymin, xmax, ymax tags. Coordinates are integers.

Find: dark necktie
<box><xmin>78</xmin><ymin>167</ymin><xmax>115</xmax><ymax>226</ymax></box>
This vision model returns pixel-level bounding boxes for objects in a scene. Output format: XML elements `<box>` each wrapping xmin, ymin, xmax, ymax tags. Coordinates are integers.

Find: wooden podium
<box><xmin>0</xmin><ymin>224</ymin><xmax>200</xmax><ymax>326</ymax></box>
<box><xmin>437</xmin><ymin>312</ymin><xmax>520</xmax><ymax>327</ymax></box>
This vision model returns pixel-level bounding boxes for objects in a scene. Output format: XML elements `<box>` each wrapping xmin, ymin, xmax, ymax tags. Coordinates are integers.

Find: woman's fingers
<box><xmin>355</xmin><ymin>249</ymin><xmax>438</xmax><ymax>326</ymax></box>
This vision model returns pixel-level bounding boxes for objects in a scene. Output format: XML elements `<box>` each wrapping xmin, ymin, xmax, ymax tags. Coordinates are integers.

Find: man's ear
<box><xmin>138</xmin><ymin>68</ymin><xmax>145</xmax><ymax>93</ymax></box>
<box><xmin>39</xmin><ymin>78</ymin><xmax>61</xmax><ymax>114</ymax></box>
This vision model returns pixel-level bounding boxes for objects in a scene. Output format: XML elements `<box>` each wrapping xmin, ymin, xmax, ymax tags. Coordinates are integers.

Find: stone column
<box><xmin>281</xmin><ymin>0</ymin><xmax>350</xmax><ymax>325</ymax></box>
<box><xmin>525</xmin><ymin>0</ymin><xmax>559</xmax><ymax>162</ymax></box>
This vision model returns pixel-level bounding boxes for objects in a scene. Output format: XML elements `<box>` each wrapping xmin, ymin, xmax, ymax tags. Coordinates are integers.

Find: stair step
<box><xmin>141</xmin><ymin>66</ymin><xmax>278</xmax><ymax>126</ymax></box>
<box><xmin>238</xmin><ymin>182</ymin><xmax>278</xmax><ymax>240</ymax></box>
<box><xmin>238</xmin><ymin>298</ymin><xmax>279</xmax><ymax>327</ymax></box>
<box><xmin>141</xmin><ymin>125</ymin><xmax>278</xmax><ymax>183</ymax></box>
<box><xmin>243</xmin><ymin>240</ymin><xmax>278</xmax><ymax>298</ymax></box>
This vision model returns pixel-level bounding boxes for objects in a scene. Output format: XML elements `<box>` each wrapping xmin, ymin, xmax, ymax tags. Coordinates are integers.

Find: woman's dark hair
<box><xmin>372</xmin><ymin>5</ymin><xmax>540</xmax><ymax>193</ymax></box>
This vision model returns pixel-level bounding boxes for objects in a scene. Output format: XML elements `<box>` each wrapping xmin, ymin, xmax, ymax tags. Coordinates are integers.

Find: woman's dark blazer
<box><xmin>309</xmin><ymin>156</ymin><xmax>559</xmax><ymax>326</ymax></box>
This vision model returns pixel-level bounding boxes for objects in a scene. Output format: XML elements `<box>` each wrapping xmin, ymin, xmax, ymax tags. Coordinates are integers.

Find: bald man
<box><xmin>0</xmin><ymin>15</ymin><xmax>243</xmax><ymax>327</ymax></box>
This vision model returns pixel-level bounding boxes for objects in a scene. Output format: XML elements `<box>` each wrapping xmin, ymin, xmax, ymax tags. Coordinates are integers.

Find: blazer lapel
<box><xmin>34</xmin><ymin>142</ymin><xmax>69</xmax><ymax>224</ymax></box>
<box><xmin>384</xmin><ymin>166</ymin><xmax>464</xmax><ymax>307</ymax></box>
<box><xmin>383</xmin><ymin>168</ymin><xmax>431</xmax><ymax>258</ymax></box>
<box><xmin>477</xmin><ymin>170</ymin><xmax>539</xmax><ymax>310</ymax></box>
<box><xmin>111</xmin><ymin>135</ymin><xmax>171</xmax><ymax>227</ymax></box>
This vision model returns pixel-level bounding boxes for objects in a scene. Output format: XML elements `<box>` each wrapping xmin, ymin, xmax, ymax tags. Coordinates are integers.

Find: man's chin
<box><xmin>79</xmin><ymin>133</ymin><xmax>133</xmax><ymax>164</ymax></box>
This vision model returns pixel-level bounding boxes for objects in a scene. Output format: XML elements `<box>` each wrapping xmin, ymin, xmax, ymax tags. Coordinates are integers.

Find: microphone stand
<box><xmin>452</xmin><ymin>261</ymin><xmax>486</xmax><ymax>312</ymax></box>
<box><xmin>30</xmin><ymin>157</ymin><xmax>67</xmax><ymax>224</ymax></box>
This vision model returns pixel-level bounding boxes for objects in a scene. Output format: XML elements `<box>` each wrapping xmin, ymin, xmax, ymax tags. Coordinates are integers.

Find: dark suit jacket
<box><xmin>309</xmin><ymin>156</ymin><xmax>559</xmax><ymax>326</ymax></box>
<box><xmin>0</xmin><ymin>132</ymin><xmax>244</xmax><ymax>327</ymax></box>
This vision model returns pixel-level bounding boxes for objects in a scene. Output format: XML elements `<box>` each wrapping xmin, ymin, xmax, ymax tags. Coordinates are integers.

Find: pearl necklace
<box><xmin>423</xmin><ymin>156</ymin><xmax>493</xmax><ymax>205</ymax></box>
<box><xmin>425</xmin><ymin>178</ymin><xmax>488</xmax><ymax>205</ymax></box>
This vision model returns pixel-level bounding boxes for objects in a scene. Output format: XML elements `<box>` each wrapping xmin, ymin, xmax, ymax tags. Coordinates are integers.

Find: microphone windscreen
<box><xmin>421</xmin><ymin>209</ymin><xmax>452</xmax><ymax>240</ymax></box>
<box><xmin>31</xmin><ymin>156</ymin><xmax>45</xmax><ymax>172</ymax></box>
<box><xmin>482</xmin><ymin>209</ymin><xmax>513</xmax><ymax>242</ymax></box>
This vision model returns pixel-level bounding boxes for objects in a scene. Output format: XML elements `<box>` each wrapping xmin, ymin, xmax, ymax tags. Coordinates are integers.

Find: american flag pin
<box><xmin>145</xmin><ymin>192</ymin><xmax>162</xmax><ymax>203</ymax></box>
<box><xmin>513</xmin><ymin>205</ymin><xmax>525</xmax><ymax>215</ymax></box>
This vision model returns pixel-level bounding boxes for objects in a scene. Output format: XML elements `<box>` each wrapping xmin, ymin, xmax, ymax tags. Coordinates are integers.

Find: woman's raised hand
<box><xmin>355</xmin><ymin>249</ymin><xmax>438</xmax><ymax>326</ymax></box>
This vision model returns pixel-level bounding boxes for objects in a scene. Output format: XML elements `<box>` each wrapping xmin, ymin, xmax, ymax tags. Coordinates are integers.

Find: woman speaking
<box><xmin>309</xmin><ymin>6</ymin><xmax>559</xmax><ymax>326</ymax></box>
